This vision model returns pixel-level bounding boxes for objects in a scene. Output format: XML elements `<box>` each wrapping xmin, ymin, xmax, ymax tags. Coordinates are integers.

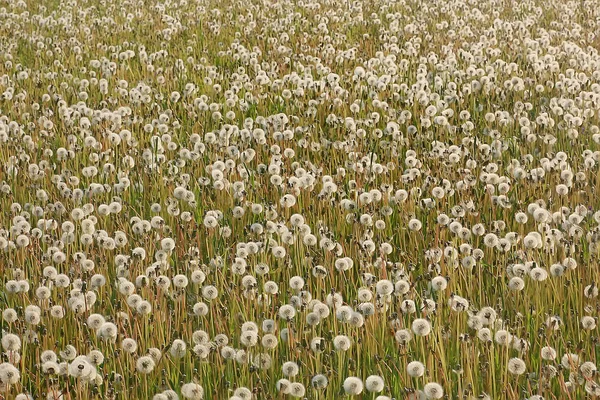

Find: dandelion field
<box><xmin>1</xmin><ymin>0</ymin><xmax>600</xmax><ymax>398</ymax></box>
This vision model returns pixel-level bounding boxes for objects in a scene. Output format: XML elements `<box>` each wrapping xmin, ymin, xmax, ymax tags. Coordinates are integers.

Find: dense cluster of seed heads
<box><xmin>1</xmin><ymin>0</ymin><xmax>600</xmax><ymax>398</ymax></box>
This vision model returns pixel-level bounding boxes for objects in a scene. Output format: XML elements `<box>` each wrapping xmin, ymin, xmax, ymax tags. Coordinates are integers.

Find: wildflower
<box><xmin>412</xmin><ymin>318</ymin><xmax>431</xmax><ymax>336</ymax></box>
<box><xmin>261</xmin><ymin>334</ymin><xmax>278</xmax><ymax>350</ymax></box>
<box><xmin>181</xmin><ymin>383</ymin><xmax>204</xmax><ymax>400</ymax></box>
<box><xmin>252</xmin><ymin>353</ymin><xmax>272</xmax><ymax>370</ymax></box>
<box><xmin>202</xmin><ymin>285</ymin><xmax>218</xmax><ymax>300</ymax></box>
<box><xmin>507</xmin><ymin>358</ymin><xmax>527</xmax><ymax>375</ymax></box>
<box><xmin>400</xmin><ymin>300</ymin><xmax>417</xmax><ymax>314</ymax></box>
<box><xmin>240</xmin><ymin>330</ymin><xmax>258</xmax><ymax>347</ymax></box>
<box><xmin>508</xmin><ymin>277</ymin><xmax>525</xmax><ymax>291</ymax></box>
<box><xmin>395</xmin><ymin>329</ymin><xmax>413</xmax><ymax>345</ymax></box>
<box><xmin>395</xmin><ymin>280</ymin><xmax>411</xmax><ymax>295</ymax></box>
<box><xmin>87</xmin><ymin>350</ymin><xmax>104</xmax><ymax>366</ymax></box>
<box><xmin>264</xmin><ymin>281</ymin><xmax>279</xmax><ymax>294</ymax></box>
<box><xmin>430</xmin><ymin>276</ymin><xmax>447</xmax><ymax>291</ymax></box>
<box><xmin>333</xmin><ymin>335</ymin><xmax>352</xmax><ymax>351</ymax></box>
<box><xmin>233</xmin><ymin>387</ymin><xmax>252</xmax><ymax>399</ymax></box>
<box><xmin>406</xmin><ymin>361</ymin><xmax>425</xmax><ymax>377</ymax></box>
<box><xmin>365</xmin><ymin>375</ymin><xmax>384</xmax><ymax>392</ymax></box>
<box><xmin>170</xmin><ymin>340</ymin><xmax>187</xmax><ymax>359</ymax></box>
<box><xmin>136</xmin><ymin>356</ymin><xmax>155</xmax><ymax>374</ymax></box>
<box><xmin>580</xmin><ymin>361</ymin><xmax>597</xmax><ymax>378</ymax></box>
<box><xmin>561</xmin><ymin>353</ymin><xmax>580</xmax><ymax>370</ymax></box>
<box><xmin>494</xmin><ymin>330</ymin><xmax>513</xmax><ymax>346</ymax></box>
<box><xmin>546</xmin><ymin>316</ymin><xmax>562</xmax><ymax>331</ymax></box>
<box><xmin>68</xmin><ymin>356</ymin><xmax>97</xmax><ymax>381</ymax></box>
<box><xmin>289</xmin><ymin>276</ymin><xmax>305</xmax><ymax>291</ymax></box>
<box><xmin>289</xmin><ymin>382</ymin><xmax>305</xmax><ymax>398</ymax></box>
<box><xmin>60</xmin><ymin>345</ymin><xmax>77</xmax><ymax>360</ymax></box>
<box><xmin>278</xmin><ymin>305</ymin><xmax>296</xmax><ymax>320</ymax></box>
<box><xmin>408</xmin><ymin>219</ymin><xmax>422</xmax><ymax>231</ymax></box>
<box><xmin>584</xmin><ymin>284</ymin><xmax>598</xmax><ymax>298</ymax></box>
<box><xmin>343</xmin><ymin>377</ymin><xmax>364</xmax><ymax>395</ymax></box>
<box><xmin>97</xmin><ymin>322</ymin><xmax>118</xmax><ymax>342</ymax></box>
<box><xmin>0</xmin><ymin>362</ymin><xmax>20</xmax><ymax>385</ymax></box>
<box><xmin>311</xmin><ymin>374</ymin><xmax>328</xmax><ymax>389</ymax></box>
<box><xmin>121</xmin><ymin>338</ymin><xmax>138</xmax><ymax>354</ymax></box>
<box><xmin>192</xmin><ymin>302</ymin><xmax>209</xmax><ymax>317</ymax></box>
<box><xmin>477</xmin><ymin>328</ymin><xmax>492</xmax><ymax>342</ymax></box>
<box><xmin>282</xmin><ymin>361</ymin><xmax>299</xmax><ymax>377</ymax></box>
<box><xmin>541</xmin><ymin>346</ymin><xmax>557</xmax><ymax>360</ymax></box>
<box><xmin>1</xmin><ymin>334</ymin><xmax>21</xmax><ymax>352</ymax></box>
<box><xmin>582</xmin><ymin>316</ymin><xmax>597</xmax><ymax>330</ymax></box>
<box><xmin>148</xmin><ymin>348</ymin><xmax>162</xmax><ymax>364</ymax></box>
<box><xmin>423</xmin><ymin>382</ymin><xmax>444</xmax><ymax>399</ymax></box>
<box><xmin>375</xmin><ymin>280</ymin><xmax>394</xmax><ymax>296</ymax></box>
<box><xmin>277</xmin><ymin>379</ymin><xmax>292</xmax><ymax>394</ymax></box>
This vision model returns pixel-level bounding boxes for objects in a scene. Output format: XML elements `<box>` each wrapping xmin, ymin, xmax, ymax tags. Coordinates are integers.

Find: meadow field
<box><xmin>0</xmin><ymin>0</ymin><xmax>600</xmax><ymax>398</ymax></box>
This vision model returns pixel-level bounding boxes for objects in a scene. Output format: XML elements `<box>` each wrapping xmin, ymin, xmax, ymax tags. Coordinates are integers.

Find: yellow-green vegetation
<box><xmin>0</xmin><ymin>0</ymin><xmax>599</xmax><ymax>398</ymax></box>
